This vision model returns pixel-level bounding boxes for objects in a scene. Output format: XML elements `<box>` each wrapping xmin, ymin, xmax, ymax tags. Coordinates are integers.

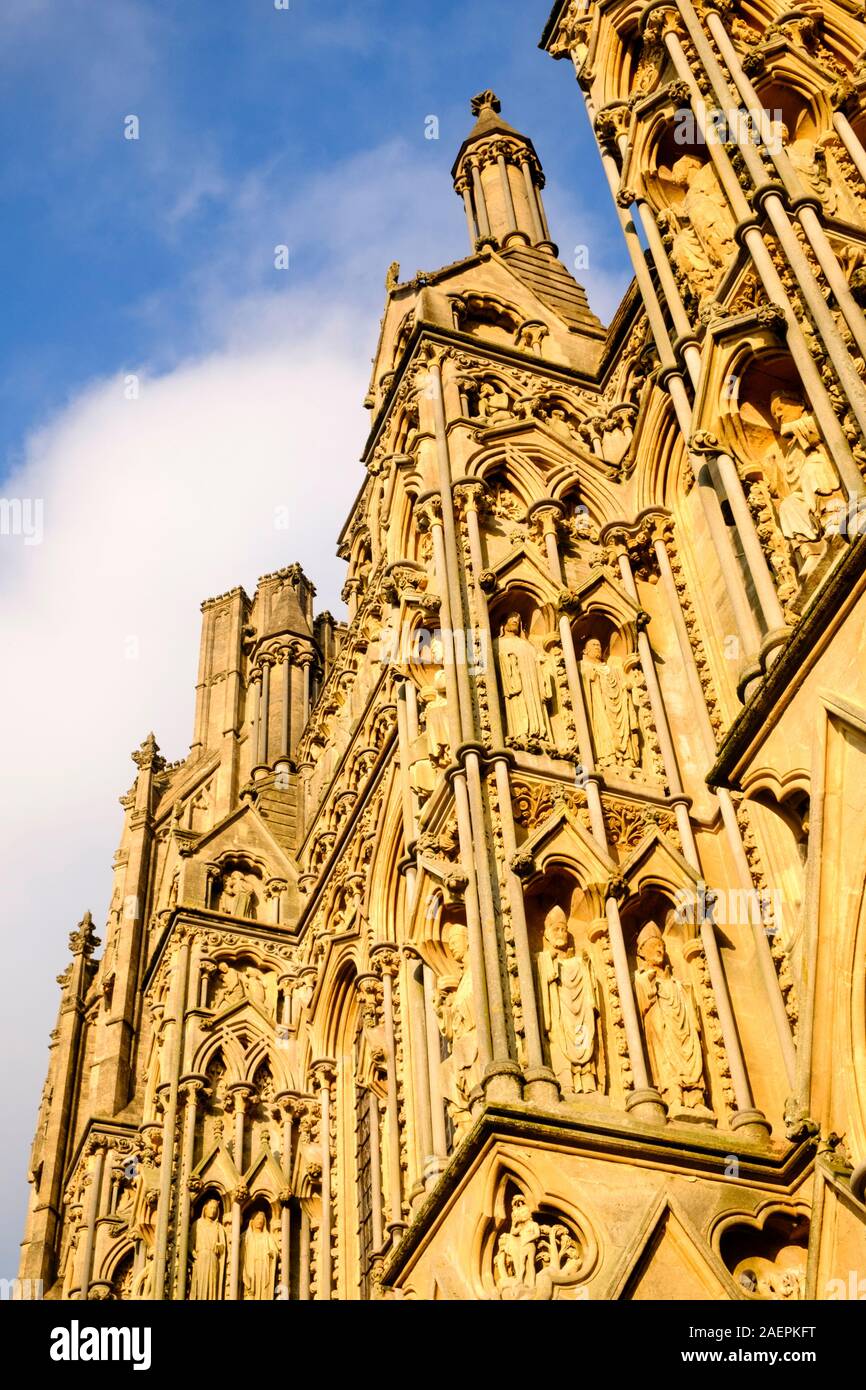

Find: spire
<box><xmin>452</xmin><ymin>91</ymin><xmax>554</xmax><ymax>253</ymax></box>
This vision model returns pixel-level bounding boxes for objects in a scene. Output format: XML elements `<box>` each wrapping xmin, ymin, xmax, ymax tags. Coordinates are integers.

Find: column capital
<box><xmin>370</xmin><ymin>944</ymin><xmax>401</xmax><ymax>978</ymax></box>
<box><xmin>310</xmin><ymin>1058</ymin><xmax>337</xmax><ymax>1089</ymax></box>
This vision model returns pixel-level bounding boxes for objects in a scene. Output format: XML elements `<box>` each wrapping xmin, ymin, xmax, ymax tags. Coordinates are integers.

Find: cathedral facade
<box><xmin>20</xmin><ymin>0</ymin><xmax>866</xmax><ymax>1301</ymax></box>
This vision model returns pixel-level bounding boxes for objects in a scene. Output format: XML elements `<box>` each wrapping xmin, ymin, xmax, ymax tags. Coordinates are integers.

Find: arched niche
<box><xmin>639</xmin><ymin>120</ymin><xmax>739</xmax><ymax>304</ymax></box>
<box><xmin>489</xmin><ymin>588</ymin><xmax>557</xmax><ymax>646</ymax></box>
<box><xmin>452</xmin><ymin>293</ymin><xmax>521</xmax><ymax>347</ymax></box>
<box><xmin>523</xmin><ymin>867</ymin><xmax>598</xmax><ymax>959</ymax></box>
<box><xmin>571</xmin><ymin>609</ymin><xmax>633</xmax><ymax>664</ymax></box>
<box><xmin>725</xmin><ymin>349</ymin><xmax>845</xmax><ymax>582</ymax></box>
<box><xmin>620</xmin><ymin>888</ymin><xmax>696</xmax><ymax>968</ymax></box>
<box><xmin>752</xmin><ymin>79</ymin><xmax>822</xmax><ymax>141</ymax></box>
<box><xmin>208</xmin><ymin>856</ymin><xmax>265</xmax><ymax>920</ymax></box>
<box><xmin>717</xmin><ymin>1207</ymin><xmax>809</xmax><ymax>1301</ymax></box>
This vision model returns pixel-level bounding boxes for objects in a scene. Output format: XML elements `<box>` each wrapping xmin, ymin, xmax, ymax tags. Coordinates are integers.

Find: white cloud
<box><xmin>0</xmin><ymin>301</ymin><xmax>375</xmax><ymax>1260</ymax></box>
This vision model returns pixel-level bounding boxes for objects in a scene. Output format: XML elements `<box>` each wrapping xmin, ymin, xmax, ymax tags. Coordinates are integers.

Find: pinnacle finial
<box><xmin>471</xmin><ymin>90</ymin><xmax>501</xmax><ymax>117</ymax></box>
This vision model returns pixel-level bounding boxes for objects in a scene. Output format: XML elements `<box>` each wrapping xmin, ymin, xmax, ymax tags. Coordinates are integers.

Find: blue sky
<box><xmin>0</xmin><ymin>0</ymin><xmax>629</xmax><ymax>476</ymax></box>
<box><xmin>0</xmin><ymin>0</ymin><xmax>630</xmax><ymax>1279</ymax></box>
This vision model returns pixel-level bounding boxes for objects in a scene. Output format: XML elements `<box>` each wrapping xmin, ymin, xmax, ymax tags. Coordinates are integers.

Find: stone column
<box><xmin>606</xmin><ymin>890</ymin><xmax>666</xmax><ymax>1122</ymax></box>
<box><xmin>301</xmin><ymin>655</ymin><xmax>312</xmax><ymax>728</ymax></box>
<box><xmin>613</xmin><ymin>539</ymin><xmax>699</xmax><ymax>862</ymax></box>
<box><xmin>276</xmin><ymin>1093</ymin><xmax>298</xmax><ymax>1177</ymax></box>
<box><xmin>368</xmin><ymin>1091</ymin><xmax>385</xmax><ymax>1251</ymax></box>
<box><xmin>299</xmin><ymin>1209</ymin><xmax>311</xmax><ymax>1301</ymax></box>
<box><xmin>199</xmin><ymin>959</ymin><xmax>216</xmax><ymax>1010</ymax></box>
<box><xmin>228</xmin><ymin>1187</ymin><xmax>245</xmax><ymax>1301</ymax></box>
<box><xmin>405</xmin><ymin>951</ymin><xmax>435</xmax><ymax>1194</ymax></box>
<box><xmin>690</xmin><ymin>436</ymin><xmax>788</xmax><ymax>651</ymax></box>
<box><xmin>519</xmin><ymin>157</ymin><xmax>545</xmax><ymax>244</ymax></box>
<box><xmin>174</xmin><ymin>1079</ymin><xmax>205</xmax><ymax>1299</ymax></box>
<box><xmin>280</xmin><ymin>649</ymin><xmax>292</xmax><ymax>762</ymax></box>
<box><xmin>698</xmin><ymin>918</ymin><xmax>769</xmax><ymax>1136</ymax></box>
<box><xmin>470</xmin><ymin>159</ymin><xmax>491</xmax><ymax>239</ymax></box>
<box><xmin>371</xmin><ymin>948</ymin><xmax>404</xmax><ymax>1232</ymax></box>
<box><xmin>278</xmin><ymin>1194</ymin><xmax>292</xmax><ymax>1300</ymax></box>
<box><xmin>152</xmin><ymin>934</ymin><xmax>190</xmax><ymax>1298</ymax></box>
<box><xmin>716</xmin><ymin>792</ymin><xmax>798</xmax><ymax>1087</ymax></box>
<box><xmin>257</xmin><ymin>659</ymin><xmax>272</xmax><ymax>767</ymax></box>
<box><xmin>456</xmin><ymin>175</ymin><xmax>477</xmax><ymax>244</ymax></box>
<box><xmin>496</xmin><ymin>151</ymin><xmax>518</xmax><ymax>235</ymax></box>
<box><xmin>79</xmin><ymin>1141</ymin><xmax>106</xmax><ymax>1299</ymax></box>
<box><xmin>632</xmin><ymin>192</ymin><xmax>694</xmax><ymax>353</ymax></box>
<box><xmin>420</xmin><ymin>507</ymin><xmax>493</xmax><ymax>1079</ymax></box>
<box><xmin>422</xmin><ymin>963</ymin><xmax>449</xmax><ymax>1169</ymax></box>
<box><xmin>248</xmin><ymin>673</ymin><xmax>261</xmax><ymax>773</ymax></box>
<box><xmin>228</xmin><ymin>1084</ymin><xmax>253</xmax><ymax>1176</ymax></box>
<box><xmin>651</xmin><ymin>525</ymin><xmax>718</xmax><ymax>761</ymax></box>
<box><xmin>833</xmin><ymin>110</ymin><xmax>866</xmax><ymax>184</ymax></box>
<box><xmin>311</xmin><ymin>1059</ymin><xmax>336</xmax><ymax>1299</ymax></box>
<box><xmin>395</xmin><ymin>682</ymin><xmax>419</xmax><ymax>859</ymax></box>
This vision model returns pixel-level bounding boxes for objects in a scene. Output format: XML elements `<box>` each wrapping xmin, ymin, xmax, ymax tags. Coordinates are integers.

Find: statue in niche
<box><xmin>546</xmin><ymin>406</ymin><xmax>578</xmax><ymax>443</ymax></box>
<box><xmin>436</xmin><ymin>922</ymin><xmax>479</xmax><ymax>1139</ymax></box>
<box><xmin>241</xmin><ymin>1210</ymin><xmax>279</xmax><ymax>1300</ymax></box>
<box><xmin>218</xmin><ymin>869</ymin><xmax>256</xmax><ymax>919</ymax></box>
<box><xmin>495</xmin><ymin>612</ymin><xmax>554</xmax><ymax>746</ymax></box>
<box><xmin>633</xmin><ymin>921</ymin><xmax>710</xmax><ymax>1118</ymax></box>
<box><xmin>766</xmin><ymin>390</ymin><xmax>841</xmax><ymax>562</ymax></box>
<box><xmin>213</xmin><ymin>962</ymin><xmax>246</xmax><ymax>1011</ymax></box>
<box><xmin>411</xmin><ymin>651</ymin><xmax>451</xmax><ymax>799</ymax></box>
<box><xmin>775</xmin><ymin>122</ymin><xmax>839</xmax><ymax>217</ymax></box>
<box><xmin>579</xmin><ymin>637</ymin><xmax>641</xmax><ymax>772</ymax></box>
<box><xmin>536</xmin><ymin>906</ymin><xmax>600</xmax><ymax>1094</ymax></box>
<box><xmin>476</xmin><ymin>381</ymin><xmax>513</xmax><ymax>425</ymax></box>
<box><xmin>662</xmin><ymin>204</ymin><xmax>719</xmax><ymax>301</ymax></box>
<box><xmin>661</xmin><ymin>155</ymin><xmax>736</xmax><ymax>297</ymax></box>
<box><xmin>670</xmin><ymin>155</ymin><xmax>736</xmax><ymax>267</ymax></box>
<box><xmin>188</xmin><ymin>1197</ymin><xmax>227</xmax><ymax>1299</ymax></box>
<box><xmin>244</xmin><ymin>970</ymin><xmax>267</xmax><ymax>1009</ymax></box>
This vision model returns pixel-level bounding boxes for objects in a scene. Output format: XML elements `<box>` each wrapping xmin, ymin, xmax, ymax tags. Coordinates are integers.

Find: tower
<box><xmin>20</xmin><ymin>18</ymin><xmax>866</xmax><ymax>1299</ymax></box>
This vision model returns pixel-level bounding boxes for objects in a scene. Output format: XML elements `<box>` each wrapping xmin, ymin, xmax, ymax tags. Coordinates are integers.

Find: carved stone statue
<box><xmin>244</xmin><ymin>970</ymin><xmax>267</xmax><ymax>1009</ymax></box>
<box><xmin>496</xmin><ymin>612</ymin><xmax>554</xmax><ymax>745</ymax></box>
<box><xmin>493</xmin><ymin>1193</ymin><xmax>584</xmax><ymax>1300</ymax></box>
<box><xmin>536</xmin><ymin>906</ymin><xmax>600</xmax><ymax>1094</ymax></box>
<box><xmin>218</xmin><ymin>870</ymin><xmax>255</xmax><ymax>919</ymax></box>
<box><xmin>476</xmin><ymin>380</ymin><xmax>512</xmax><ymax>425</ymax></box>
<box><xmin>633</xmin><ymin>922</ymin><xmax>710</xmax><ymax>1118</ymax></box>
<box><xmin>189</xmin><ymin>1197</ymin><xmax>227</xmax><ymax>1299</ymax></box>
<box><xmin>547</xmin><ymin>406</ymin><xmax>577</xmax><ymax>442</ymax></box>
<box><xmin>767</xmin><ymin>390</ymin><xmax>841</xmax><ymax>553</ymax></box>
<box><xmin>241</xmin><ymin>1209</ymin><xmax>279</xmax><ymax>1300</ymax></box>
<box><xmin>579</xmin><ymin>637</ymin><xmax>640</xmax><ymax>770</ymax></box>
<box><xmin>777</xmin><ymin>122</ymin><xmax>839</xmax><ymax>217</ymax></box>
<box><xmin>213</xmin><ymin>962</ymin><xmax>246</xmax><ymax>1011</ymax></box>
<box><xmin>669</xmin><ymin>154</ymin><xmax>736</xmax><ymax>269</ymax></box>
<box><xmin>411</xmin><ymin>664</ymin><xmax>451</xmax><ymax>798</ymax></box>
<box><xmin>436</xmin><ymin>922</ymin><xmax>479</xmax><ymax>1138</ymax></box>
<box><xmin>662</xmin><ymin>204</ymin><xmax>718</xmax><ymax>301</ymax></box>
<box><xmin>495</xmin><ymin>1195</ymin><xmax>540</xmax><ymax>1291</ymax></box>
<box><xmin>661</xmin><ymin>155</ymin><xmax>736</xmax><ymax>299</ymax></box>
